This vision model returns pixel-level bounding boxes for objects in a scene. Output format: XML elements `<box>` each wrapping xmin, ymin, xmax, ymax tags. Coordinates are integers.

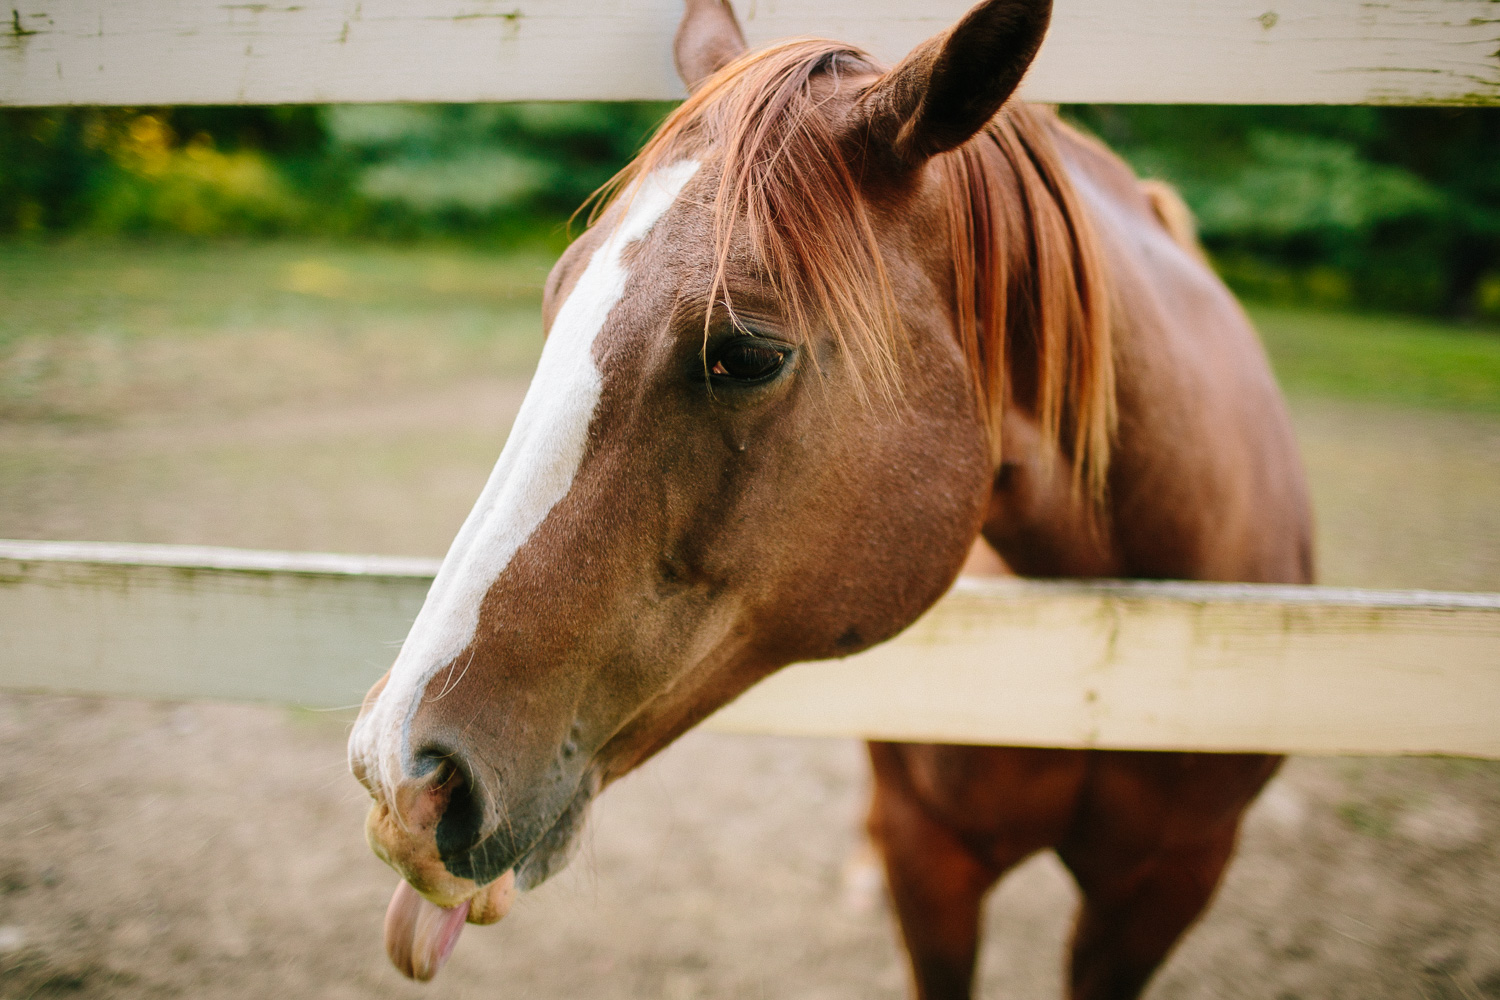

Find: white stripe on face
<box><xmin>351</xmin><ymin>160</ymin><xmax>702</xmax><ymax>790</ymax></box>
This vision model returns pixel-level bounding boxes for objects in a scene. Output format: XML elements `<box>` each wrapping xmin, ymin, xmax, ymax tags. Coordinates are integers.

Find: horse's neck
<box><xmin>998</xmin><ymin>120</ymin><xmax>1316</xmax><ymax>585</ymax></box>
<box><xmin>960</xmin><ymin>106</ymin><xmax>1117</xmax><ymax>503</ymax></box>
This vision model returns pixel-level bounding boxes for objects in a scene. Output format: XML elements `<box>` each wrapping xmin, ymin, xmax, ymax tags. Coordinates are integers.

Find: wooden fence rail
<box><xmin>3</xmin><ymin>540</ymin><xmax>1497</xmax><ymax>758</ymax></box>
<box><xmin>2</xmin><ymin>0</ymin><xmax>1498</xmax><ymax>107</ymax></box>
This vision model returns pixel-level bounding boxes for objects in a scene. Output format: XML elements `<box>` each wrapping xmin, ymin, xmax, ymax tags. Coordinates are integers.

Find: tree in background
<box><xmin>1065</xmin><ymin>105</ymin><xmax>1500</xmax><ymax>318</ymax></box>
<box><xmin>322</xmin><ymin>102</ymin><xmax>674</xmax><ymax>242</ymax></box>
<box><xmin>1</xmin><ymin>102</ymin><xmax>1496</xmax><ymax>319</ymax></box>
<box><xmin>0</xmin><ymin>106</ymin><xmax>326</xmax><ymax>236</ymax></box>
<box><xmin>0</xmin><ymin>103</ymin><xmax>672</xmax><ymax>247</ymax></box>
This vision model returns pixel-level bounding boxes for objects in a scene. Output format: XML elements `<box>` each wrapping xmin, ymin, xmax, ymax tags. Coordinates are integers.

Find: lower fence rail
<box><xmin>2</xmin><ymin>539</ymin><xmax>1497</xmax><ymax>758</ymax></box>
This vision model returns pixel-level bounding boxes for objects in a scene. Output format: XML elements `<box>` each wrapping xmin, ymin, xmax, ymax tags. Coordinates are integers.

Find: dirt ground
<box><xmin>0</xmin><ymin>701</ymin><xmax>1496</xmax><ymax>1000</ymax></box>
<box><xmin>1</xmin><ymin>245</ymin><xmax>1498</xmax><ymax>998</ymax></box>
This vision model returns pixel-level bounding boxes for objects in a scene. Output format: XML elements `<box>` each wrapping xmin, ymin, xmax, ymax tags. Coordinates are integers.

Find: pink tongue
<box><xmin>384</xmin><ymin>880</ymin><xmax>470</xmax><ymax>982</ymax></box>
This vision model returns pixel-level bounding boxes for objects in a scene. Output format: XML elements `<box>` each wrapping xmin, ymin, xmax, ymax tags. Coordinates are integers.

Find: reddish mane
<box><xmin>596</xmin><ymin>37</ymin><xmax>1115</xmax><ymax>497</ymax></box>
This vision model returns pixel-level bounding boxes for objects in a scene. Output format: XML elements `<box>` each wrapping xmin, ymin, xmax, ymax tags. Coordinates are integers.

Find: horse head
<box><xmin>348</xmin><ymin>0</ymin><xmax>1112</xmax><ymax>978</ymax></box>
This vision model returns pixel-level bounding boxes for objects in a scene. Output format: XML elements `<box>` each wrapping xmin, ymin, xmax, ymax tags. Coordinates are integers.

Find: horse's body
<box><xmin>867</xmin><ymin>111</ymin><xmax>1311</xmax><ymax>999</ymax></box>
<box><xmin>349</xmin><ymin>2</ymin><xmax>1313</xmax><ymax>997</ymax></box>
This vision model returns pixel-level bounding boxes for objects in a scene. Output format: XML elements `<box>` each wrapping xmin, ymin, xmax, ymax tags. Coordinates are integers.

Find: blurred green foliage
<box><xmin>323</xmin><ymin>102</ymin><xmax>675</xmax><ymax>242</ymax></box>
<box><xmin>1065</xmin><ymin>106</ymin><xmax>1500</xmax><ymax>319</ymax></box>
<box><xmin>0</xmin><ymin>102</ymin><xmax>673</xmax><ymax>249</ymax></box>
<box><xmin>1</xmin><ymin>102</ymin><xmax>1497</xmax><ymax>318</ymax></box>
<box><xmin>0</xmin><ymin>106</ymin><xmax>329</xmax><ymax>236</ymax></box>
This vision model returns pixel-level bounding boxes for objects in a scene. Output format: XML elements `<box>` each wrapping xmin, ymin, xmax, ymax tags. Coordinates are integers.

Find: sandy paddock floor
<box><xmin>0</xmin><ymin>696</ymin><xmax>1496</xmax><ymax>1000</ymax></box>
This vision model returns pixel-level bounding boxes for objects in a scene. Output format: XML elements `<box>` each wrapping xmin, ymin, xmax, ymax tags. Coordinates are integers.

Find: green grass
<box><xmin>0</xmin><ymin>237</ymin><xmax>552</xmax><ymax>348</ymax></box>
<box><xmin>3</xmin><ymin>240</ymin><xmax>1499</xmax><ymax>421</ymax></box>
<box><xmin>1249</xmin><ymin>303</ymin><xmax>1500</xmax><ymax>413</ymax></box>
<box><xmin>0</xmin><ymin>239</ymin><xmax>553</xmax><ymax>422</ymax></box>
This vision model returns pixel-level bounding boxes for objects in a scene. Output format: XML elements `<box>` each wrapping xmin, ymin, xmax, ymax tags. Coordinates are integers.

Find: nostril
<box><xmin>410</xmin><ymin>746</ymin><xmax>447</xmax><ymax>780</ymax></box>
<box><xmin>436</xmin><ymin>781</ymin><xmax>486</xmax><ymax>859</ymax></box>
<box><xmin>414</xmin><ymin>747</ymin><xmax>488</xmax><ymax>859</ymax></box>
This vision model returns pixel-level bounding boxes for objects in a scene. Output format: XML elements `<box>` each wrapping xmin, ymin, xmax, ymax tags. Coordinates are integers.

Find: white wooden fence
<box><xmin>3</xmin><ymin>540</ymin><xmax>1497</xmax><ymax>758</ymax></box>
<box><xmin>2</xmin><ymin>0</ymin><xmax>1497</xmax><ymax>106</ymax></box>
<box><xmin>1</xmin><ymin>1</ymin><xmax>1497</xmax><ymax>757</ymax></box>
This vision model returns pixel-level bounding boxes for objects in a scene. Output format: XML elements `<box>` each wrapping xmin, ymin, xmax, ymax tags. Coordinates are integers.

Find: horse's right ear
<box><xmin>853</xmin><ymin>0</ymin><xmax>1052</xmax><ymax>173</ymax></box>
<box><xmin>674</xmin><ymin>0</ymin><xmax>748</xmax><ymax>93</ymax></box>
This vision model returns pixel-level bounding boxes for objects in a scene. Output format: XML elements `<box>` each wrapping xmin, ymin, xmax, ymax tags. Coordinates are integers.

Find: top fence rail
<box><xmin>1</xmin><ymin>0</ymin><xmax>1497</xmax><ymax>108</ymax></box>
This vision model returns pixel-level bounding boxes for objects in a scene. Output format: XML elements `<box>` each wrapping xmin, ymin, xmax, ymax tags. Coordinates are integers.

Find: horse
<box><xmin>348</xmin><ymin>0</ymin><xmax>1314</xmax><ymax>996</ymax></box>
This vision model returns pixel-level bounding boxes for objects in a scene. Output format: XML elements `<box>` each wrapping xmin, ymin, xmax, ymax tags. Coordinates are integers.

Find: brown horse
<box><xmin>349</xmin><ymin>0</ymin><xmax>1314</xmax><ymax>996</ymax></box>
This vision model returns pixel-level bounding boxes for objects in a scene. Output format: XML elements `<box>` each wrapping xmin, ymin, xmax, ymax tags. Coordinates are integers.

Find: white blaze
<box><xmin>352</xmin><ymin>160</ymin><xmax>701</xmax><ymax>789</ymax></box>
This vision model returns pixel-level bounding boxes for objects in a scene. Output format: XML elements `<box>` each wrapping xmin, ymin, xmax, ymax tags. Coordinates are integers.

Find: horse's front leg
<box><xmin>1056</xmin><ymin>750</ymin><xmax>1281</xmax><ymax>1000</ymax></box>
<box><xmin>867</xmin><ymin>742</ymin><xmax>1087</xmax><ymax>1000</ymax></box>
<box><xmin>868</xmin><ymin>741</ymin><xmax>998</xmax><ymax>999</ymax></box>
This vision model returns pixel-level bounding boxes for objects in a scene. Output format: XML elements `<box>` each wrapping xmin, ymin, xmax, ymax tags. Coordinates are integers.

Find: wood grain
<box><xmin>3</xmin><ymin>540</ymin><xmax>1497</xmax><ymax>757</ymax></box>
<box><xmin>1</xmin><ymin>0</ymin><xmax>1497</xmax><ymax>107</ymax></box>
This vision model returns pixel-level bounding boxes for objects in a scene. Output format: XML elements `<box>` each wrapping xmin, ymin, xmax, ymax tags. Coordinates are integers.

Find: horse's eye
<box><xmin>711</xmin><ymin>339</ymin><xmax>786</xmax><ymax>382</ymax></box>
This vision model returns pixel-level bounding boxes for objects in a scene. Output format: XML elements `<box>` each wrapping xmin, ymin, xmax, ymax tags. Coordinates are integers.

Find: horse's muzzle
<box><xmin>359</xmin><ymin>727</ymin><xmax>596</xmax><ymax>896</ymax></box>
<box><xmin>362</xmin><ymin>752</ymin><xmax>493</xmax><ymax>907</ymax></box>
<box><xmin>354</xmin><ymin>732</ymin><xmax>531</xmax><ymax>982</ymax></box>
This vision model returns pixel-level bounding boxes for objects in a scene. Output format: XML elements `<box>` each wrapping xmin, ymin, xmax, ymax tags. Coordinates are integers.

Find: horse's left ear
<box><xmin>853</xmin><ymin>0</ymin><xmax>1052</xmax><ymax>172</ymax></box>
<box><xmin>674</xmin><ymin>0</ymin><xmax>748</xmax><ymax>93</ymax></box>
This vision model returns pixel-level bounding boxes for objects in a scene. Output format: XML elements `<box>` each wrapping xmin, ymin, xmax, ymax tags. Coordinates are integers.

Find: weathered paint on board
<box><xmin>2</xmin><ymin>540</ymin><xmax>1497</xmax><ymax>757</ymax></box>
<box><xmin>1</xmin><ymin>0</ymin><xmax>1497</xmax><ymax>107</ymax></box>
<box><xmin>0</xmin><ymin>540</ymin><xmax>436</xmax><ymax>709</ymax></box>
<box><xmin>710</xmin><ymin>578</ymin><xmax>1500</xmax><ymax>757</ymax></box>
